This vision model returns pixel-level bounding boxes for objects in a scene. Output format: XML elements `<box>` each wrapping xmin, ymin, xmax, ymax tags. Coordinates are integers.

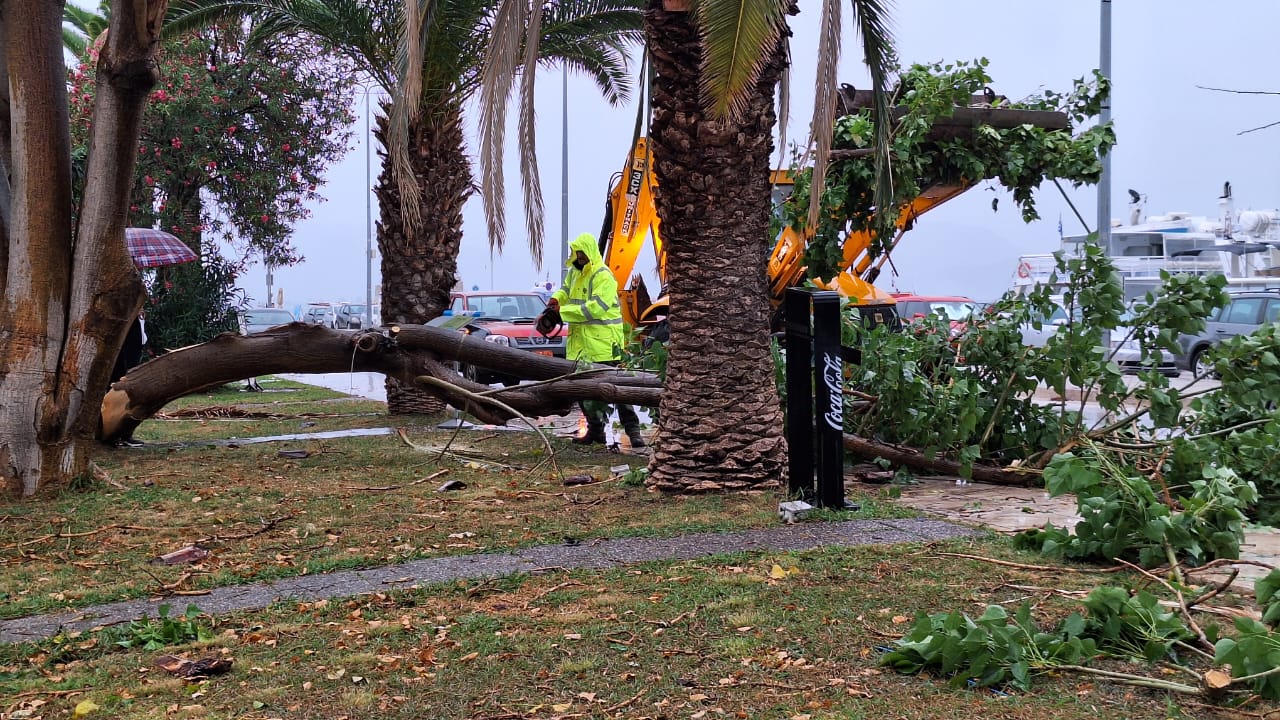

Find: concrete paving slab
<box><xmin>884</xmin><ymin>476</ymin><xmax>1278</xmax><ymax>588</ymax></box>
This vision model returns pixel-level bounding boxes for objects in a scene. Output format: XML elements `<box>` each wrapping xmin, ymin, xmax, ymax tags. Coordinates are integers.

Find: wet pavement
<box><xmin>279</xmin><ymin>371</ymin><xmax>388</xmax><ymax>401</ymax></box>
<box><xmin>0</xmin><ymin>518</ymin><xmax>978</xmax><ymax>645</ymax></box>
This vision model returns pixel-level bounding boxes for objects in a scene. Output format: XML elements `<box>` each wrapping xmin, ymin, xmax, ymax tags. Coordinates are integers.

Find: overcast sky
<box><xmin>258</xmin><ymin>1</ymin><xmax>1280</xmax><ymax>310</ymax></box>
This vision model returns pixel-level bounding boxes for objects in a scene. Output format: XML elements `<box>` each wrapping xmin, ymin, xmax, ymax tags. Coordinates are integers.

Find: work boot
<box><xmin>572</xmin><ymin>422</ymin><xmax>606</xmax><ymax>445</ymax></box>
<box><xmin>624</xmin><ymin>426</ymin><xmax>647</xmax><ymax>448</ymax></box>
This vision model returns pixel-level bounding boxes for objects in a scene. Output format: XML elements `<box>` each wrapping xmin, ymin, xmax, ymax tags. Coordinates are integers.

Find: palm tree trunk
<box><xmin>643</xmin><ymin>0</ymin><xmax>789</xmax><ymax>492</ymax></box>
<box><xmin>373</xmin><ymin>102</ymin><xmax>471</xmax><ymax>415</ymax></box>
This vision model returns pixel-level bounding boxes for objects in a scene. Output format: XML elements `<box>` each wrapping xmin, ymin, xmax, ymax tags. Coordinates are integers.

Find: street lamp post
<box><xmin>560</xmin><ymin>65</ymin><xmax>569</xmax><ymax>284</ymax></box>
<box><xmin>1097</xmin><ymin>0</ymin><xmax>1112</xmax><ymax>246</ymax></box>
<box><xmin>364</xmin><ymin>89</ymin><xmax>375</xmax><ymax>327</ymax></box>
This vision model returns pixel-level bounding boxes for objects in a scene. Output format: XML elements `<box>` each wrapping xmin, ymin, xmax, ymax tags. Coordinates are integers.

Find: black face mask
<box><xmin>572</xmin><ymin>258</ymin><xmax>587</xmax><ymax>270</ymax></box>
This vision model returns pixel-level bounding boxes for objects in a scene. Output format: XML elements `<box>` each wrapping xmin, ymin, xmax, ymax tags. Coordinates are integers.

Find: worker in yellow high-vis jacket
<box><xmin>546</xmin><ymin>232</ymin><xmax>645</xmax><ymax>447</ymax></box>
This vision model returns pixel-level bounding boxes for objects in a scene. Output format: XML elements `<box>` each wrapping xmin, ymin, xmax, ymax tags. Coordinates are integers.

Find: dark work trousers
<box><xmin>110</xmin><ymin>317</ymin><xmax>145</xmax><ymax>385</ymax></box>
<box><xmin>580</xmin><ymin>359</ymin><xmax>641</xmax><ymax>431</ymax></box>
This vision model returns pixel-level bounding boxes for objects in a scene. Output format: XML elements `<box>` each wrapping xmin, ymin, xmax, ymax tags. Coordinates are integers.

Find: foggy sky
<box><xmin>262</xmin><ymin>1</ymin><xmax>1280</xmax><ymax>310</ymax></box>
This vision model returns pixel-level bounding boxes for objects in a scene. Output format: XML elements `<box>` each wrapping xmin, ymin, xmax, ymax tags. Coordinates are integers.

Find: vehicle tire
<box><xmin>1190</xmin><ymin>346</ymin><xmax>1215</xmax><ymax>379</ymax></box>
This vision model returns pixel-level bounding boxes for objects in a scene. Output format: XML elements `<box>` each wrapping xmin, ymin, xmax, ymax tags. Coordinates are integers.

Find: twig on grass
<box><xmin>394</xmin><ymin>427</ymin><xmax>515</xmax><ymax>470</ymax></box>
<box><xmin>932</xmin><ymin>552</ymin><xmax>1129</xmax><ymax>574</ymax></box>
<box><xmin>139</xmin><ymin>567</ymin><xmax>208</xmax><ymax>597</ymax></box>
<box><xmin>603</xmin><ymin>688</ymin><xmax>646</xmax><ymax>713</ymax></box>
<box><xmin>1178</xmin><ymin>699</ymin><xmax>1269</xmax><ymax>719</ymax></box>
<box><xmin>415</xmin><ymin>375</ymin><xmax>562</xmax><ymax>483</ymax></box>
<box><xmin>343</xmin><ymin>468</ymin><xmax>450</xmax><ymax>492</ymax></box>
<box><xmin>524</xmin><ymin>580</ymin><xmax>583</xmax><ymax>607</ymax></box>
<box><xmin>193</xmin><ymin>515</ymin><xmax>292</xmax><ymax>546</ymax></box>
<box><xmin>1189</xmin><ymin>568</ymin><xmax>1240</xmax><ymax>608</ymax></box>
<box><xmin>5</xmin><ymin>523</ymin><xmax>172</xmax><ymax>550</ymax></box>
<box><xmin>1186</xmin><ymin>558</ymin><xmax>1279</xmax><ymax>575</ymax></box>
<box><xmin>5</xmin><ymin>688</ymin><xmax>90</xmax><ymax>716</ymax></box>
<box><xmin>1055</xmin><ymin>664</ymin><xmax>1201</xmax><ymax>694</ymax></box>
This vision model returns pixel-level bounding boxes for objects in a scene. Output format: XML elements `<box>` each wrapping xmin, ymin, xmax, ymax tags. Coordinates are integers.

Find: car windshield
<box><xmin>899</xmin><ymin>301</ymin><xmax>975</xmax><ymax>321</ymax></box>
<box><xmin>345</xmin><ymin>305</ymin><xmax>366</xmax><ymax>315</ymax></box>
<box><xmin>244</xmin><ymin>309</ymin><xmax>295</xmax><ymax>326</ymax></box>
<box><xmin>467</xmin><ymin>294</ymin><xmax>546</xmax><ymax>320</ymax></box>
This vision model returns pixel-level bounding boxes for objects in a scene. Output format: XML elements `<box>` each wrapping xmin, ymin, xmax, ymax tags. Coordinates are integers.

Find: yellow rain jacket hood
<box><xmin>551</xmin><ymin>233</ymin><xmax>625</xmax><ymax>363</ymax></box>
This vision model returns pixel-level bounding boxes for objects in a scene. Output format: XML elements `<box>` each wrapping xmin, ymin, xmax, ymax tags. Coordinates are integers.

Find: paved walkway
<box><xmin>0</xmin><ymin>518</ymin><xmax>976</xmax><ymax>645</ymax></box>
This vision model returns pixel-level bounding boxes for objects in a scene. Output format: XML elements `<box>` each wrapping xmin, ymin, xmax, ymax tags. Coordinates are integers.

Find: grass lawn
<box><xmin>0</xmin><ymin>377</ymin><xmax>1264</xmax><ymax>718</ymax></box>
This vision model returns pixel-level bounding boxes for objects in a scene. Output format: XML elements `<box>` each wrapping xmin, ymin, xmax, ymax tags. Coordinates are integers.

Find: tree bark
<box><xmin>643</xmin><ymin>1</ymin><xmax>789</xmax><ymax>493</ymax></box>
<box><xmin>842</xmin><ymin>434</ymin><xmax>1041</xmax><ymax>487</ymax></box>
<box><xmin>374</xmin><ymin>103</ymin><xmax>470</xmax><ymax>416</ymax></box>
<box><xmin>99</xmin><ymin>323</ymin><xmax>662</xmax><ymax>444</ymax></box>
<box><xmin>0</xmin><ymin>0</ymin><xmax>159</xmax><ymax>495</ymax></box>
<box><xmin>0</xmin><ymin>13</ymin><xmax>12</xmax><ymax>260</ymax></box>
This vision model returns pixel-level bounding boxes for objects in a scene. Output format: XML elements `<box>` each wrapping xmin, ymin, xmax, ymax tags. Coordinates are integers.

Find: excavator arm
<box><xmin>600</xmin><ymin>136</ymin><xmax>666</xmax><ymax>328</ymax></box>
<box><xmin>766</xmin><ymin>177</ymin><xmax>973</xmax><ymax>307</ymax></box>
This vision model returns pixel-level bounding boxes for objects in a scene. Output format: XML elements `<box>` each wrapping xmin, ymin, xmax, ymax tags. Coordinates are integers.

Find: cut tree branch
<box><xmin>842</xmin><ymin>433</ymin><xmax>1041</xmax><ymax>486</ymax></box>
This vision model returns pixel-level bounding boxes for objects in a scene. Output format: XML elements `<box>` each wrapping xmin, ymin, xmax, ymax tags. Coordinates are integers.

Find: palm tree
<box><xmin>62</xmin><ymin>1</ymin><xmax>111</xmax><ymax>56</ymax></box>
<box><xmin>640</xmin><ymin>0</ymin><xmax>895</xmax><ymax>492</ymax></box>
<box><xmin>169</xmin><ymin>0</ymin><xmax>643</xmax><ymax>413</ymax></box>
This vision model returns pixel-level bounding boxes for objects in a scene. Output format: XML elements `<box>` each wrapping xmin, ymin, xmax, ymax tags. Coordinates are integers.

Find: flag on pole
<box><xmin>1058</xmin><ymin>214</ymin><xmax>1063</xmax><ymax>240</ymax></box>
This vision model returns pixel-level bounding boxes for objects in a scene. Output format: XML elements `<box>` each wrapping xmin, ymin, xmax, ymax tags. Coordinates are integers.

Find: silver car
<box><xmin>1021</xmin><ymin>303</ymin><xmax>1178</xmax><ymax>377</ymax></box>
<box><xmin>302</xmin><ymin>304</ymin><xmax>336</xmax><ymax>327</ymax></box>
<box><xmin>335</xmin><ymin>303</ymin><xmax>369</xmax><ymax>329</ymax></box>
<box><xmin>239</xmin><ymin>307</ymin><xmax>296</xmax><ymax>335</ymax></box>
<box><xmin>1175</xmin><ymin>291</ymin><xmax>1280</xmax><ymax>375</ymax></box>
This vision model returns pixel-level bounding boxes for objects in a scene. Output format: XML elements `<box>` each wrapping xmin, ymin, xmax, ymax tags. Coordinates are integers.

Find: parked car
<box><xmin>237</xmin><ymin>307</ymin><xmax>296</xmax><ymax>391</ymax></box>
<box><xmin>238</xmin><ymin>307</ymin><xmax>296</xmax><ymax>335</ymax></box>
<box><xmin>302</xmin><ymin>303</ymin><xmax>335</xmax><ymax>327</ymax></box>
<box><xmin>891</xmin><ymin>293</ymin><xmax>976</xmax><ymax>336</ymax></box>
<box><xmin>1105</xmin><ymin>308</ymin><xmax>1180</xmax><ymax>378</ymax></box>
<box><xmin>1018</xmin><ymin>302</ymin><xmax>1074</xmax><ymax>348</ymax></box>
<box><xmin>1175</xmin><ymin>290</ymin><xmax>1280</xmax><ymax>375</ymax></box>
<box><xmin>1019</xmin><ymin>300</ymin><xmax>1177</xmax><ymax>376</ymax></box>
<box><xmin>433</xmin><ymin>291</ymin><xmax>568</xmax><ymax>385</ymax></box>
<box><xmin>335</xmin><ymin>302</ymin><xmax>369</xmax><ymax>329</ymax></box>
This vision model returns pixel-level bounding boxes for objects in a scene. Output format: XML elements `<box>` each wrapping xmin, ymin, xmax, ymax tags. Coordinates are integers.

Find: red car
<box><xmin>890</xmin><ymin>293</ymin><xmax>978</xmax><ymax>336</ymax></box>
<box><xmin>437</xmin><ymin>291</ymin><xmax>568</xmax><ymax>385</ymax></box>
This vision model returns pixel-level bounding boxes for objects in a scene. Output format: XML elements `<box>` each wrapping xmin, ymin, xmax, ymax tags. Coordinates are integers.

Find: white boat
<box><xmin>1013</xmin><ymin>183</ymin><xmax>1280</xmax><ymax>300</ymax></box>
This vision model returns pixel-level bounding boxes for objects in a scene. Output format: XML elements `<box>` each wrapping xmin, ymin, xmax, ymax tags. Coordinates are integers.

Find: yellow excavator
<box><xmin>597</xmin><ymin>136</ymin><xmax>972</xmax><ymax>330</ymax></box>
<box><xmin>597</xmin><ymin>85</ymin><xmax>1069</xmax><ymax>332</ymax></box>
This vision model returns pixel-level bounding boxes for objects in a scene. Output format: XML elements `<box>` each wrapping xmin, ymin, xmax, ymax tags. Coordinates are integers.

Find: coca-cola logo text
<box><xmin>821</xmin><ymin>352</ymin><xmax>842</xmax><ymax>431</ymax></box>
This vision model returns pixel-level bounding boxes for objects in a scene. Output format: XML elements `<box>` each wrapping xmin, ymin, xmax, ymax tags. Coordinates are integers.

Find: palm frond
<box><xmin>63</xmin><ymin>2</ymin><xmax>108</xmax><ymax>38</ymax></box>
<box><xmin>540</xmin><ymin>42</ymin><xmax>635</xmax><ymax>106</ymax></box>
<box><xmin>390</xmin><ymin>0</ymin><xmax>437</xmax><ymax>234</ymax></box>
<box><xmin>538</xmin><ymin>0</ymin><xmax>643</xmax><ymax>106</ymax></box>
<box><xmin>518</xmin><ymin>0</ymin><xmax>546</xmax><ymax>268</ymax></box>
<box><xmin>698</xmin><ymin>0</ymin><xmax>788</xmax><ymax>121</ymax></box>
<box><xmin>165</xmin><ymin>0</ymin><xmax>396</xmax><ymax>89</ymax></box>
<box><xmin>805</xmin><ymin>0</ymin><xmax>840</xmax><ymax>230</ymax></box>
<box><xmin>63</xmin><ymin>27</ymin><xmax>89</xmax><ymax>57</ymax></box>
<box><xmin>776</xmin><ymin>35</ymin><xmax>790</xmax><ymax>171</ymax></box>
<box><xmin>476</xmin><ymin>0</ymin><xmax>526</xmax><ymax>255</ymax></box>
<box><xmin>850</xmin><ymin>0</ymin><xmax>896</xmax><ymax>244</ymax></box>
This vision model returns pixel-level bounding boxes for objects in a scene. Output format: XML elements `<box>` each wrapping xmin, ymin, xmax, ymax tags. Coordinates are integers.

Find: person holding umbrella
<box><xmin>111</xmin><ymin>229</ymin><xmax>198</xmax><ymax>446</ymax></box>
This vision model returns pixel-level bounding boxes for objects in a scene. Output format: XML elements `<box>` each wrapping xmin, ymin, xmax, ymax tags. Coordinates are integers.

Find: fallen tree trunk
<box><xmin>842</xmin><ymin>433</ymin><xmax>1042</xmax><ymax>487</ymax></box>
<box><xmin>100</xmin><ymin>323</ymin><xmax>662</xmax><ymax>443</ymax></box>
